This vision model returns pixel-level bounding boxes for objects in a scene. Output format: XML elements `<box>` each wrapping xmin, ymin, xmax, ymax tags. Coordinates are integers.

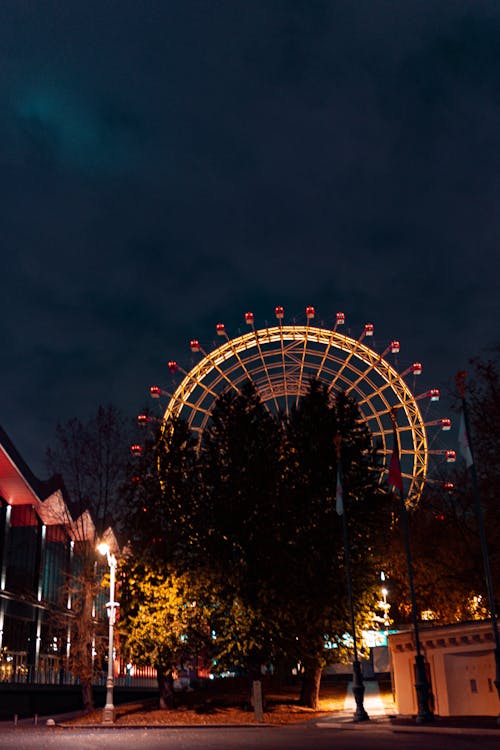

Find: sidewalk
<box><xmin>316</xmin><ymin>680</ymin><xmax>500</xmax><ymax>735</ymax></box>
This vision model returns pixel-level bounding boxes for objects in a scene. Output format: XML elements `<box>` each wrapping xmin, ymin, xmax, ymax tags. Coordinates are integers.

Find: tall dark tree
<box><xmin>385</xmin><ymin>347</ymin><xmax>500</xmax><ymax>624</ymax></box>
<box><xmin>125</xmin><ymin>416</ymin><xmax>200</xmax><ymax>566</ymax></box>
<box><xmin>121</xmin><ymin>416</ymin><xmax>214</xmax><ymax>708</ymax></box>
<box><xmin>197</xmin><ymin>380</ymin><xmax>283</xmax><ymax>674</ymax></box>
<box><xmin>277</xmin><ymin>382</ymin><xmax>390</xmax><ymax>707</ymax></box>
<box><xmin>46</xmin><ymin>404</ymin><xmax>132</xmax><ymax>533</ymax></box>
<box><xmin>45</xmin><ymin>404</ymin><xmax>131</xmax><ymax>712</ymax></box>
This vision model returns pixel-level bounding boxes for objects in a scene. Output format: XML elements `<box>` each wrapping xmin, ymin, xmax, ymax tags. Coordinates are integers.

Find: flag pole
<box><xmin>389</xmin><ymin>410</ymin><xmax>434</xmax><ymax>724</ymax></box>
<box><xmin>334</xmin><ymin>434</ymin><xmax>369</xmax><ymax>722</ymax></box>
<box><xmin>455</xmin><ymin>372</ymin><xmax>500</xmax><ymax>721</ymax></box>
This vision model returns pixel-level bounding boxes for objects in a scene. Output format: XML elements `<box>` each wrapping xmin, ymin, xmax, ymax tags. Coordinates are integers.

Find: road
<box><xmin>0</xmin><ymin>725</ymin><xmax>498</xmax><ymax>750</ymax></box>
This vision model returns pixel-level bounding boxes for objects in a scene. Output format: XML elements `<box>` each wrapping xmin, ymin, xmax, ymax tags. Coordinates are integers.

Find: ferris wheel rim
<box><xmin>159</xmin><ymin>323</ymin><xmax>434</xmax><ymax>504</ymax></box>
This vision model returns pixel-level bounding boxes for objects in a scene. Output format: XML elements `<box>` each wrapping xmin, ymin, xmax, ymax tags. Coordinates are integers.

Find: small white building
<box><xmin>389</xmin><ymin>620</ymin><xmax>499</xmax><ymax>717</ymax></box>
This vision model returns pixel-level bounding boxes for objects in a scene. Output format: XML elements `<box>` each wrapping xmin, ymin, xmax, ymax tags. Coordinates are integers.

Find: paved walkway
<box><xmin>343</xmin><ymin>679</ymin><xmax>387</xmax><ymax>716</ymax></box>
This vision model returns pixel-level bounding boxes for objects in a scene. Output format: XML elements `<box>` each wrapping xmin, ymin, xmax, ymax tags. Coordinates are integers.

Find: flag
<box><xmin>388</xmin><ymin>430</ymin><xmax>404</xmax><ymax>493</ymax></box>
<box><xmin>336</xmin><ymin>465</ymin><xmax>344</xmax><ymax>516</ymax></box>
<box><xmin>458</xmin><ymin>412</ymin><xmax>473</xmax><ymax>467</ymax></box>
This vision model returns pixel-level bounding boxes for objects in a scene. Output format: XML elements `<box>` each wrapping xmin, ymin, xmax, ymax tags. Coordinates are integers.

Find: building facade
<box><xmin>389</xmin><ymin>620</ymin><xmax>500</xmax><ymax>717</ymax></box>
<box><xmin>0</xmin><ymin>425</ymin><xmax>116</xmax><ymax>684</ymax></box>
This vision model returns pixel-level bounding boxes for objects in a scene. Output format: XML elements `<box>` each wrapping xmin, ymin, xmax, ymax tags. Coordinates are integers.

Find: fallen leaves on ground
<box><xmin>64</xmin><ymin>682</ymin><xmax>355</xmax><ymax>726</ymax></box>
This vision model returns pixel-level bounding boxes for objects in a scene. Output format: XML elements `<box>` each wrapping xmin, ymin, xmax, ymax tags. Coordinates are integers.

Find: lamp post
<box><xmin>97</xmin><ymin>542</ymin><xmax>118</xmax><ymax>724</ymax></box>
<box><xmin>335</xmin><ymin>435</ymin><xmax>369</xmax><ymax>722</ymax></box>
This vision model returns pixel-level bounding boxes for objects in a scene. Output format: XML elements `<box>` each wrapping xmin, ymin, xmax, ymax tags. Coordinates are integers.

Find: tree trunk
<box><xmin>157</xmin><ymin>666</ymin><xmax>175</xmax><ymax>709</ymax></box>
<box><xmin>81</xmin><ymin>679</ymin><xmax>94</xmax><ymax>714</ymax></box>
<box><xmin>79</xmin><ymin>585</ymin><xmax>95</xmax><ymax>713</ymax></box>
<box><xmin>299</xmin><ymin>662</ymin><xmax>322</xmax><ymax>709</ymax></box>
<box><xmin>247</xmin><ymin>667</ymin><xmax>267</xmax><ymax>711</ymax></box>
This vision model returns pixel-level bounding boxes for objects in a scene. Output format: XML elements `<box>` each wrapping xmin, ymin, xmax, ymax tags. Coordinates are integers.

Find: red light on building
<box><xmin>216</xmin><ymin>323</ymin><xmax>226</xmax><ymax>336</ymax></box>
<box><xmin>245</xmin><ymin>312</ymin><xmax>254</xmax><ymax>325</ymax></box>
<box><xmin>364</xmin><ymin>323</ymin><xmax>374</xmax><ymax>336</ymax></box>
<box><xmin>275</xmin><ymin>306</ymin><xmax>284</xmax><ymax>319</ymax></box>
<box><xmin>412</xmin><ymin>363</ymin><xmax>422</xmax><ymax>375</ymax></box>
<box><xmin>305</xmin><ymin>306</ymin><xmax>315</xmax><ymax>320</ymax></box>
<box><xmin>391</xmin><ymin>340</ymin><xmax>400</xmax><ymax>354</ymax></box>
<box><xmin>150</xmin><ymin>386</ymin><xmax>161</xmax><ymax>399</ymax></box>
<box><xmin>168</xmin><ymin>360</ymin><xmax>178</xmax><ymax>373</ymax></box>
<box><xmin>190</xmin><ymin>339</ymin><xmax>201</xmax><ymax>352</ymax></box>
<box><xmin>336</xmin><ymin>312</ymin><xmax>345</xmax><ymax>325</ymax></box>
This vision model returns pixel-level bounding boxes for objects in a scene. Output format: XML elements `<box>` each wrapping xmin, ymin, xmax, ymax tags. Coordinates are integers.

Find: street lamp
<box><xmin>97</xmin><ymin>542</ymin><xmax>119</xmax><ymax>724</ymax></box>
<box><xmin>335</xmin><ymin>435</ymin><xmax>369</xmax><ymax>722</ymax></box>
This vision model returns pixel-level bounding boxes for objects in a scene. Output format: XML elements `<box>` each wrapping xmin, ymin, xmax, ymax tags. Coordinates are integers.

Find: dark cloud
<box><xmin>0</xmin><ymin>1</ymin><xmax>498</xmax><ymax>474</ymax></box>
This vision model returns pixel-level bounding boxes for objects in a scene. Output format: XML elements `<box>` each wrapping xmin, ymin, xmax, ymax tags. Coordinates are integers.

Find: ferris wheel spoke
<box><xmin>197</xmin><ymin>341</ymin><xmax>241</xmax><ymax>397</ymax></box>
<box><xmin>177</xmin><ymin>364</ymin><xmax>221</xmax><ymax>403</ymax></box>
<box><xmin>247</xmin><ymin>317</ymin><xmax>282</xmax><ymax>415</ymax></box>
<box><xmin>315</xmin><ymin>312</ymin><xmax>345</xmax><ymax>381</ymax></box>
<box><xmin>327</xmin><ymin>324</ymin><xmax>373</xmax><ymax>394</ymax></box>
<box><xmin>345</xmin><ymin>340</ymin><xmax>399</xmax><ymax>397</ymax></box>
<box><xmin>275</xmin><ymin>309</ymin><xmax>289</xmax><ymax>416</ymax></box>
<box><xmin>295</xmin><ymin>307</ymin><xmax>314</xmax><ymax>408</ymax></box>
<box><xmin>216</xmin><ymin>324</ymin><xmax>274</xmax><ymax>417</ymax></box>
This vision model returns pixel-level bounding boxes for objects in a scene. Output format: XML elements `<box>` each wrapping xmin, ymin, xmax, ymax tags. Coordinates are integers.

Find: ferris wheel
<box><xmin>145</xmin><ymin>307</ymin><xmax>454</xmax><ymax>505</ymax></box>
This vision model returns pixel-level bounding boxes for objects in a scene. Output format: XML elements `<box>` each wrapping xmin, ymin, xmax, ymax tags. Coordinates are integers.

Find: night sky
<box><xmin>1</xmin><ymin>1</ymin><xmax>498</xmax><ymax>476</ymax></box>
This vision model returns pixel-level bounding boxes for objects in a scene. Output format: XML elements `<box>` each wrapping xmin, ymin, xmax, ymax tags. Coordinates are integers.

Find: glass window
<box><xmin>5</xmin><ymin>505</ymin><xmax>39</xmax><ymax>595</ymax></box>
<box><xmin>42</xmin><ymin>525</ymin><xmax>68</xmax><ymax>604</ymax></box>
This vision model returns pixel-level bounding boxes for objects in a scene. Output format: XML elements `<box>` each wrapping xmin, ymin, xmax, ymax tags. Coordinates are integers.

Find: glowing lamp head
<box><xmin>391</xmin><ymin>340</ymin><xmax>400</xmax><ymax>354</ymax></box>
<box><xmin>305</xmin><ymin>306</ymin><xmax>315</xmax><ymax>320</ymax></box>
<box><xmin>275</xmin><ymin>306</ymin><xmax>284</xmax><ymax>319</ymax></box>
<box><xmin>97</xmin><ymin>542</ymin><xmax>109</xmax><ymax>557</ymax></box>
<box><xmin>336</xmin><ymin>312</ymin><xmax>345</xmax><ymax>325</ymax></box>
<box><xmin>245</xmin><ymin>312</ymin><xmax>254</xmax><ymax>325</ymax></box>
<box><xmin>364</xmin><ymin>323</ymin><xmax>374</xmax><ymax>336</ymax></box>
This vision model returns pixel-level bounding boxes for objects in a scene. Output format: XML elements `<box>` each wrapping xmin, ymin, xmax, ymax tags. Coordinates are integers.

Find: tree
<box><xmin>45</xmin><ymin>404</ymin><xmax>131</xmax><ymax>712</ymax></box>
<box><xmin>125</xmin><ymin>416</ymin><xmax>200</xmax><ymax>567</ymax></box>
<box><xmin>383</xmin><ymin>347</ymin><xmax>500</xmax><ymax>625</ymax></box>
<box><xmin>196</xmin><ymin>381</ymin><xmax>284</xmax><ymax>676</ymax></box>
<box><xmin>122</xmin><ymin>380</ymin><xmax>393</xmax><ymax>710</ymax></box>
<box><xmin>196</xmin><ymin>380</ymin><xmax>390</xmax><ymax>707</ymax></box>
<box><xmin>275</xmin><ymin>383</ymin><xmax>391</xmax><ymax>707</ymax></box>
<box><xmin>46</xmin><ymin>404</ymin><xmax>132</xmax><ymax>533</ymax></box>
<box><xmin>119</xmin><ymin>560</ymin><xmax>213</xmax><ymax>709</ymax></box>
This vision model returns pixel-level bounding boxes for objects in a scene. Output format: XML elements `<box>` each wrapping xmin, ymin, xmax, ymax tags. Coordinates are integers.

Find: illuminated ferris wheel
<box><xmin>145</xmin><ymin>307</ymin><xmax>455</xmax><ymax>505</ymax></box>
